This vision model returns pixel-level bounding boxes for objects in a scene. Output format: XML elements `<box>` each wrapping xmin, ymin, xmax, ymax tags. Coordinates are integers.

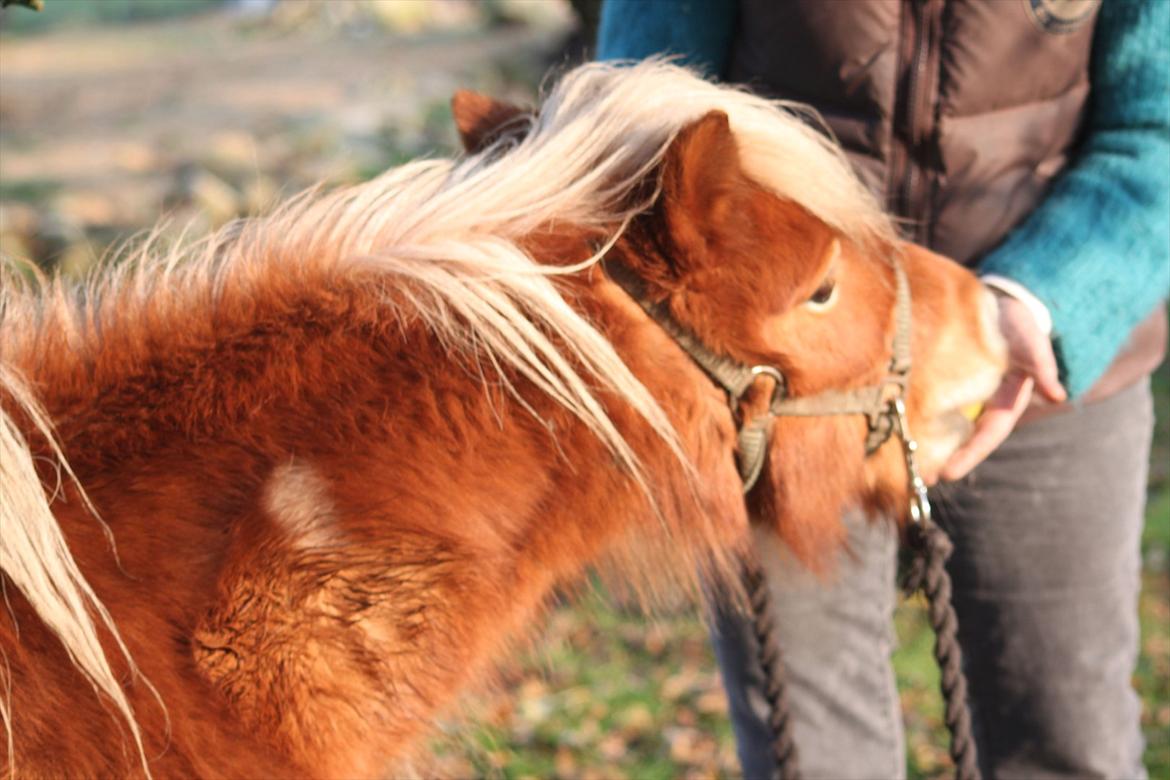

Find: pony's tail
<box><xmin>0</xmin><ymin>366</ymin><xmax>153</xmax><ymax>778</ymax></box>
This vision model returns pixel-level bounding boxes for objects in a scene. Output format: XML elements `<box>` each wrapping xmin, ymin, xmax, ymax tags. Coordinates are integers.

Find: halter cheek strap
<box><xmin>603</xmin><ymin>253</ymin><xmax>929</xmax><ymax>523</ymax></box>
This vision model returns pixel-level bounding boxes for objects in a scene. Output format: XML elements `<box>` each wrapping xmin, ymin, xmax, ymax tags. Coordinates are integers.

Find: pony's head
<box><xmin>611</xmin><ymin>110</ymin><xmax>1005</xmax><ymax>566</ymax></box>
<box><xmin>454</xmin><ymin>70</ymin><xmax>1006</xmax><ymax>568</ymax></box>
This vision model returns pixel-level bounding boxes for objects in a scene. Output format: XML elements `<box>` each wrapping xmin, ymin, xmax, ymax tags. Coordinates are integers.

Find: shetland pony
<box><xmin>0</xmin><ymin>61</ymin><xmax>1005</xmax><ymax>778</ymax></box>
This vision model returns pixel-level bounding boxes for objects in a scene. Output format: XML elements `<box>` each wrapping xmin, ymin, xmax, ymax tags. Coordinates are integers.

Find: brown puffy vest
<box><xmin>728</xmin><ymin>0</ymin><xmax>1164</xmax><ymax>399</ymax></box>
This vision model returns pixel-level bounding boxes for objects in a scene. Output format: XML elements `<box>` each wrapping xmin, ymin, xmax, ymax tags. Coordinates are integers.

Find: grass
<box><xmin>0</xmin><ymin>177</ymin><xmax>61</xmax><ymax>203</ymax></box>
<box><xmin>0</xmin><ymin>0</ymin><xmax>223</xmax><ymax>35</ymax></box>
<box><xmin>1140</xmin><ymin>356</ymin><xmax>1170</xmax><ymax>774</ymax></box>
<box><xmin>428</xmin><ymin>590</ymin><xmax>741</xmax><ymax>779</ymax></box>
<box><xmin>441</xmin><ymin>357</ymin><xmax>1170</xmax><ymax>779</ymax></box>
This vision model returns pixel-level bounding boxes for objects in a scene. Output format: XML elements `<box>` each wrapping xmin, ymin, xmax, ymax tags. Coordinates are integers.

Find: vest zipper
<box><xmin>893</xmin><ymin>0</ymin><xmax>943</xmax><ymax>244</ymax></box>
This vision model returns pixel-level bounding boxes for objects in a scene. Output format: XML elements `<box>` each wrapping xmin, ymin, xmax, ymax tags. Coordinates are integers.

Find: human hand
<box><xmin>939</xmin><ymin>292</ymin><xmax>1066</xmax><ymax>481</ymax></box>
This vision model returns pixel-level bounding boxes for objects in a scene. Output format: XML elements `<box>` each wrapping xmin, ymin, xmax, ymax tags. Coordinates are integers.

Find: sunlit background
<box><xmin>1</xmin><ymin>2</ymin><xmax>1165</xmax><ymax>777</ymax></box>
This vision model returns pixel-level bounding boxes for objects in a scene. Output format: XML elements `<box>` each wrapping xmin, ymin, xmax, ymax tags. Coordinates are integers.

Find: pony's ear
<box><xmin>451</xmin><ymin>90</ymin><xmax>528</xmax><ymax>153</ymax></box>
<box><xmin>659</xmin><ymin>111</ymin><xmax>748</xmax><ymax>254</ymax></box>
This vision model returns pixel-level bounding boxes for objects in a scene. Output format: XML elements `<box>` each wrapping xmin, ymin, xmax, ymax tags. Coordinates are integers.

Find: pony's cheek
<box><xmin>757</xmin><ymin>308</ymin><xmax>839</xmax><ymax>359</ymax></box>
<box><xmin>758</xmin><ymin>312</ymin><xmax>796</xmax><ymax>355</ymax></box>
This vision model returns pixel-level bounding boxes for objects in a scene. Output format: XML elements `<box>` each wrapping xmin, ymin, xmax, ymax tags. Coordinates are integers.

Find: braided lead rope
<box><xmin>742</xmin><ymin>555</ymin><xmax>801</xmax><ymax>780</ymax></box>
<box><xmin>902</xmin><ymin>520</ymin><xmax>982</xmax><ymax>780</ymax></box>
<box><xmin>601</xmin><ymin>241</ymin><xmax>968</xmax><ymax>776</ymax></box>
<box><xmin>746</xmin><ymin>522</ymin><xmax>981</xmax><ymax>780</ymax></box>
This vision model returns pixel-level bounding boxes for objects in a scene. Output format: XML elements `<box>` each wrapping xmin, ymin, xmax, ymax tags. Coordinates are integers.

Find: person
<box><xmin>596</xmin><ymin>1</ymin><xmax>1169</xmax><ymax>778</ymax></box>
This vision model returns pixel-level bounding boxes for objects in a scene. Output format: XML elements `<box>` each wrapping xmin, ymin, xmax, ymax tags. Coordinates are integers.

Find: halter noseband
<box><xmin>603</xmin><ymin>252</ymin><xmax>931</xmax><ymax>524</ymax></box>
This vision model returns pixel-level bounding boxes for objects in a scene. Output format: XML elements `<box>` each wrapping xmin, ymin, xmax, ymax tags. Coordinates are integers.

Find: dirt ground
<box><xmin>0</xmin><ymin>4</ymin><xmax>570</xmax><ymax>270</ymax></box>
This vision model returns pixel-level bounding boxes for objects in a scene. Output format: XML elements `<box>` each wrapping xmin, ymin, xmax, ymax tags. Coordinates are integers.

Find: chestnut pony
<box><xmin>0</xmin><ymin>62</ymin><xmax>1005</xmax><ymax>778</ymax></box>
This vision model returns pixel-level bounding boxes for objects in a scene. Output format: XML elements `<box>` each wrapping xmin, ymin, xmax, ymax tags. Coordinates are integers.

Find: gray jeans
<box><xmin>712</xmin><ymin>379</ymin><xmax>1153</xmax><ymax>780</ymax></box>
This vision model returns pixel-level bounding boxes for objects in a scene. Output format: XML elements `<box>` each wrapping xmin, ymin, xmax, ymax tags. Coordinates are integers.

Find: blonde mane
<box><xmin>0</xmin><ymin>60</ymin><xmax>892</xmax><ymax>774</ymax></box>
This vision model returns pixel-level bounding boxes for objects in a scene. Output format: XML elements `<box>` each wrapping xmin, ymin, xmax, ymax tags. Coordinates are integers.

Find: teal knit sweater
<box><xmin>597</xmin><ymin>0</ymin><xmax>1169</xmax><ymax>398</ymax></box>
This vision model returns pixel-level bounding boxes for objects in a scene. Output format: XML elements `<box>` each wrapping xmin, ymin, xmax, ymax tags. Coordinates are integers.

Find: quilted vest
<box><xmin>729</xmin><ymin>0</ymin><xmax>1102</xmax><ymax>263</ymax></box>
<box><xmin>728</xmin><ymin>0</ymin><xmax>1164</xmax><ymax>399</ymax></box>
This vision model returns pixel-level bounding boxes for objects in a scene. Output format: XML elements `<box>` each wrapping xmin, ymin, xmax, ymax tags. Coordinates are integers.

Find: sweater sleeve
<box><xmin>977</xmin><ymin>0</ymin><xmax>1170</xmax><ymax>398</ymax></box>
<box><xmin>595</xmin><ymin>0</ymin><xmax>737</xmax><ymax>77</ymax></box>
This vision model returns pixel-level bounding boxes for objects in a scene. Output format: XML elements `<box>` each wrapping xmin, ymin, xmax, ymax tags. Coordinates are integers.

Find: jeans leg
<box><xmin>711</xmin><ymin>514</ymin><xmax>905</xmax><ymax>780</ymax></box>
<box><xmin>932</xmin><ymin>380</ymin><xmax>1153</xmax><ymax>780</ymax></box>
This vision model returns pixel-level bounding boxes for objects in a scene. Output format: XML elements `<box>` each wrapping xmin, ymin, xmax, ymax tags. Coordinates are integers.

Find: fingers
<box><xmin>1012</xmin><ymin>309</ymin><xmax>1065</xmax><ymax>402</ymax></box>
<box><xmin>999</xmin><ymin>295</ymin><xmax>1067</xmax><ymax>404</ymax></box>
<box><xmin>931</xmin><ymin>292</ymin><xmax>1065</xmax><ymax>483</ymax></box>
<box><xmin>940</xmin><ymin>372</ymin><xmax>1034</xmax><ymax>481</ymax></box>
<box><xmin>1027</xmin><ymin>340</ymin><xmax>1066</xmax><ymax>403</ymax></box>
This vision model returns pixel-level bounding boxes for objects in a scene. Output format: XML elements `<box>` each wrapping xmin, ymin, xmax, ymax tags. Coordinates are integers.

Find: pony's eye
<box><xmin>807</xmin><ymin>278</ymin><xmax>837</xmax><ymax>308</ymax></box>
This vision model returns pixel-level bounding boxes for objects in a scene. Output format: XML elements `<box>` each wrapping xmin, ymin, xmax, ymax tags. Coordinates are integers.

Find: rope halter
<box><xmin>603</xmin><ymin>252</ymin><xmax>931</xmax><ymax>524</ymax></box>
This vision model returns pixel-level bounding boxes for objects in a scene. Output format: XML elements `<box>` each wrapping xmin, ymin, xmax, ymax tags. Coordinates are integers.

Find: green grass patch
<box><xmin>0</xmin><ymin>0</ymin><xmax>224</xmax><ymax>35</ymax></box>
<box><xmin>0</xmin><ymin>177</ymin><xmax>61</xmax><ymax>203</ymax></box>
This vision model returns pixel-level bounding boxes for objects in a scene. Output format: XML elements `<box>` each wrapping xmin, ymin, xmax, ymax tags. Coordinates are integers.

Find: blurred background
<box><xmin>0</xmin><ymin>2</ymin><xmax>1165</xmax><ymax>778</ymax></box>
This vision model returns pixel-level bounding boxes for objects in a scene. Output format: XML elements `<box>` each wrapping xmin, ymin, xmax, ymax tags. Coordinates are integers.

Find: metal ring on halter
<box><xmin>749</xmin><ymin>365</ymin><xmax>787</xmax><ymax>414</ymax></box>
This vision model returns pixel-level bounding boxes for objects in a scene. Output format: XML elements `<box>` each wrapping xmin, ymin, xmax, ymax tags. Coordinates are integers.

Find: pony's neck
<box><xmin>527</xmin><ymin>223</ymin><xmax>751</xmax><ymax>583</ymax></box>
<box><xmin>19</xmin><ymin>268</ymin><xmax>381</xmax><ymax>474</ymax></box>
<box><xmin>5</xmin><ymin>222</ymin><xmax>753</xmax><ymax>778</ymax></box>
